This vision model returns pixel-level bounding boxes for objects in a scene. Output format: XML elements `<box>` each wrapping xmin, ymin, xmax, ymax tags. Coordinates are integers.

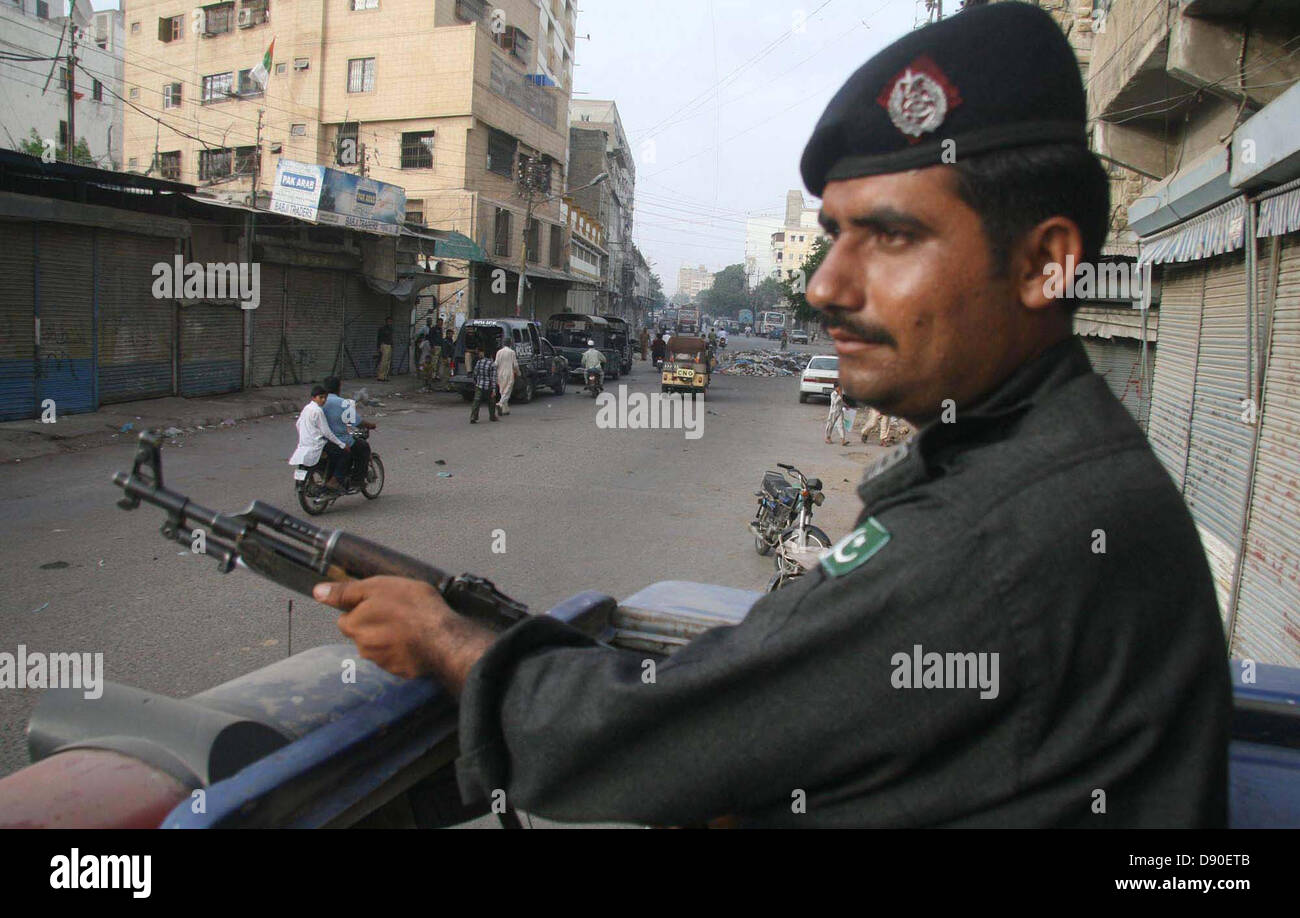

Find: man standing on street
<box><xmin>469</xmin><ymin>348</ymin><xmax>498</xmax><ymax>423</ymax></box>
<box><xmin>314</xmin><ymin>2</ymin><xmax>1229</xmax><ymax>828</ymax></box>
<box><xmin>376</xmin><ymin>317</ymin><xmax>395</xmax><ymax>382</ymax></box>
<box><xmin>441</xmin><ymin>325</ymin><xmax>458</xmax><ymax>390</ymax></box>
<box><xmin>495</xmin><ymin>337</ymin><xmax>521</xmax><ymax>416</ymax></box>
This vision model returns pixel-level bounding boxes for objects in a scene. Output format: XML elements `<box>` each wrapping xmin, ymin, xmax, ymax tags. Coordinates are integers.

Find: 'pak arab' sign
<box><xmin>270</xmin><ymin>159</ymin><xmax>406</xmax><ymax>235</ymax></box>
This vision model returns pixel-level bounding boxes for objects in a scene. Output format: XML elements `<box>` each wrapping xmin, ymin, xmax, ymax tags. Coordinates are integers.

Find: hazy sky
<box><xmin>89</xmin><ymin>0</ymin><xmax>920</xmax><ymax>293</ymax></box>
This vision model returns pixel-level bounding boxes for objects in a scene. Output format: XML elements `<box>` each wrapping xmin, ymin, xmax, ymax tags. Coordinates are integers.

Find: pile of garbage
<box><xmin>715</xmin><ymin>350</ymin><xmax>807</xmax><ymax>377</ymax></box>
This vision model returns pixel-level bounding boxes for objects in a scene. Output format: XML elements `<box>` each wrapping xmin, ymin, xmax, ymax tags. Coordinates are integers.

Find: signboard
<box><xmin>269</xmin><ymin>159</ymin><xmax>406</xmax><ymax>236</ymax></box>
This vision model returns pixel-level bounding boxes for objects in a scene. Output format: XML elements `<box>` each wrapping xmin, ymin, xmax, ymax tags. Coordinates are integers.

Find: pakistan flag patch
<box><xmin>820</xmin><ymin>518</ymin><xmax>891</xmax><ymax>578</ymax></box>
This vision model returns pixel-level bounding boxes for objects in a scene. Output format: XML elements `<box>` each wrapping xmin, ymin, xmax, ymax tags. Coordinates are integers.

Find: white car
<box><xmin>790</xmin><ymin>330</ymin><xmax>810</xmax><ymax>344</ymax></box>
<box><xmin>799</xmin><ymin>354</ymin><xmax>839</xmax><ymax>403</ymax></box>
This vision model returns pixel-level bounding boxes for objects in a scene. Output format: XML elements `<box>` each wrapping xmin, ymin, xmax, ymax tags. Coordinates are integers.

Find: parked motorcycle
<box><xmin>295</xmin><ymin>428</ymin><xmax>385</xmax><ymax>515</ymax></box>
<box><xmin>584</xmin><ymin>368</ymin><xmax>605</xmax><ymax>398</ymax></box>
<box><xmin>750</xmin><ymin>462</ymin><xmax>828</xmax><ymax>558</ymax></box>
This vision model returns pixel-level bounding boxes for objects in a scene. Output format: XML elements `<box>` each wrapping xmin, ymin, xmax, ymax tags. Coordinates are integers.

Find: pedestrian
<box><xmin>417</xmin><ymin>333</ymin><xmax>435</xmax><ymax>391</ymax></box>
<box><xmin>824</xmin><ymin>382</ymin><xmax>847</xmax><ymax>446</ymax></box>
<box><xmin>859</xmin><ymin>405</ymin><xmax>890</xmax><ymax>446</ymax></box>
<box><xmin>495</xmin><ymin>336</ymin><xmax>521</xmax><ymax>416</ymax></box>
<box><xmin>376</xmin><ymin>317</ymin><xmax>394</xmax><ymax>381</ymax></box>
<box><xmin>441</xmin><ymin>325</ymin><xmax>457</xmax><ymax>390</ymax></box>
<box><xmin>639</xmin><ymin>327</ymin><xmax>649</xmax><ymax>361</ymax></box>
<box><xmin>313</xmin><ymin>3</ymin><xmax>1229</xmax><ymax>828</ymax></box>
<box><xmin>468</xmin><ymin>348</ymin><xmax>497</xmax><ymax>423</ymax></box>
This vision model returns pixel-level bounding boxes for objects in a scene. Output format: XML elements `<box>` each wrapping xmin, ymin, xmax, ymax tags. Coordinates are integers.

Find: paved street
<box><xmin>0</xmin><ymin>337</ymin><xmax>878</xmax><ymax>778</ymax></box>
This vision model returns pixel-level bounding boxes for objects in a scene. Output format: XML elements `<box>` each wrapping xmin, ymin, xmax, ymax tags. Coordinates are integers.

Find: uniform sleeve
<box><xmin>456</xmin><ymin>501</ymin><xmax>1022</xmax><ymax>826</ymax></box>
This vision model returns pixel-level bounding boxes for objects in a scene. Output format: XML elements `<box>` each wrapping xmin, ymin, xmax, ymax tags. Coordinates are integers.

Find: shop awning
<box><xmin>1137</xmin><ymin>195</ymin><xmax>1246</xmax><ymax>267</ymax></box>
<box><xmin>400</xmin><ymin>227</ymin><xmax>488</xmax><ymax>262</ymax></box>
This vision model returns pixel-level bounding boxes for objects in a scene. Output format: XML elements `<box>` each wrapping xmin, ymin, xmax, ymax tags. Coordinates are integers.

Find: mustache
<box><xmin>820</xmin><ymin>313</ymin><xmax>897</xmax><ymax>348</ymax></box>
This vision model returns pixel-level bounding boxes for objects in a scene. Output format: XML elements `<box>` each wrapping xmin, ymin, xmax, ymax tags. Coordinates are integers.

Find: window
<box><xmin>400</xmin><ymin>131</ymin><xmax>434</xmax><ymax>169</ymax></box>
<box><xmin>486</xmin><ymin>129</ymin><xmax>516</xmax><ymax>178</ymax></box>
<box><xmin>128</xmin><ymin>87</ymin><xmax>139</xmax><ymax>100</ymax></box>
<box><xmin>202</xmin><ymin>3</ymin><xmax>234</xmax><ymax>34</ymax></box>
<box><xmin>347</xmin><ymin>57</ymin><xmax>375</xmax><ymax>93</ymax></box>
<box><xmin>130</xmin><ymin>20</ymin><xmax>140</xmax><ymax>33</ymax></box>
<box><xmin>159</xmin><ymin>15</ymin><xmax>183</xmax><ymax>42</ymax></box>
<box><xmin>35</xmin><ymin>0</ymin><xmax>48</xmax><ymax>18</ymax></box>
<box><xmin>549</xmin><ymin>224</ymin><xmax>561</xmax><ymax>268</ymax></box>
<box><xmin>494</xmin><ymin>208</ymin><xmax>511</xmax><ymax>257</ymax></box>
<box><xmin>163</xmin><ymin>83</ymin><xmax>182</xmax><ymax>108</ymax></box>
<box><xmin>201</xmin><ymin>72</ymin><xmax>233</xmax><ymax>103</ymax></box>
<box><xmin>234</xmin><ymin>145</ymin><xmax>259</xmax><ymax>175</ymax></box>
<box><xmin>199</xmin><ymin>148</ymin><xmax>233</xmax><ymax>181</ymax></box>
<box><xmin>92</xmin><ymin>79</ymin><xmax>102</xmax><ymax>102</ymax></box>
<box><xmin>58</xmin><ymin>66</ymin><xmax>68</xmax><ymax>90</ymax></box>
<box><xmin>293</xmin><ymin>58</ymin><xmax>309</xmax><ymax>71</ymax></box>
<box><xmin>406</xmin><ymin>199</ymin><xmax>424</xmax><ymax>226</ymax></box>
<box><xmin>58</xmin><ymin>121</ymin><xmax>67</xmax><ymax>148</ymax></box>
<box><xmin>350</xmin><ymin>0</ymin><xmax>378</xmax><ymax>8</ymax></box>
<box><xmin>336</xmin><ymin>122</ymin><xmax>358</xmax><ymax>165</ymax></box>
<box><xmin>525</xmin><ymin>218</ymin><xmax>540</xmax><ymax>263</ymax></box>
<box><xmin>158</xmin><ymin>151</ymin><xmax>181</xmax><ymax>180</ymax></box>
<box><xmin>128</xmin><ymin>157</ymin><xmax>139</xmax><ymax>169</ymax></box>
<box><xmin>237</xmin><ymin>68</ymin><xmax>262</xmax><ymax>95</ymax></box>
<box><xmin>494</xmin><ymin>25</ymin><xmax>531</xmax><ymax>62</ymax></box>
<box><xmin>290</xmin><ymin>123</ymin><xmax>306</xmax><ymax>136</ymax></box>
<box><xmin>240</xmin><ymin>0</ymin><xmax>269</xmax><ymax>25</ymax></box>
<box><xmin>455</xmin><ymin>0</ymin><xmax>488</xmax><ymax>22</ymax></box>
<box><xmin>275</xmin><ymin>62</ymin><xmax>286</xmax><ymax>74</ymax></box>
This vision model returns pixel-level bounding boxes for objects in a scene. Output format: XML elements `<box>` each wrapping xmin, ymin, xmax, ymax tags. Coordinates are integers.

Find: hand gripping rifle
<box><xmin>112</xmin><ymin>431</ymin><xmax>530</xmax><ymax>632</ymax></box>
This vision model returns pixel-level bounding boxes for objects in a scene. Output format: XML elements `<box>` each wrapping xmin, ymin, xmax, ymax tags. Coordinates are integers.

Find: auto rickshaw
<box><xmin>661</xmin><ymin>335</ymin><xmax>711</xmax><ymax>399</ymax></box>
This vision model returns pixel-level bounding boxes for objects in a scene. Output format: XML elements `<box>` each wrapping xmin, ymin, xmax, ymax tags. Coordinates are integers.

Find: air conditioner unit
<box><xmin>237</xmin><ymin>9</ymin><xmax>253</xmax><ymax>27</ymax></box>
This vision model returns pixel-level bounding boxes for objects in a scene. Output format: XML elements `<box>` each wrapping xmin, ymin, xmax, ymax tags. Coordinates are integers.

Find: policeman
<box><xmin>313</xmin><ymin>2</ymin><xmax>1229</xmax><ymax>827</ymax></box>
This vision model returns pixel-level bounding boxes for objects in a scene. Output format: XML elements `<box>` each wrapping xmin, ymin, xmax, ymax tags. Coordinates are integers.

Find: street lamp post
<box><xmin>515</xmin><ymin>166</ymin><xmax>607</xmax><ymax>318</ymax></box>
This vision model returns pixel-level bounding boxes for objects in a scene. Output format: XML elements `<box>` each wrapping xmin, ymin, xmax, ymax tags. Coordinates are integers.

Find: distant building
<box><xmin>744</xmin><ymin>215</ymin><xmax>783</xmax><ymax>288</ymax></box>
<box><xmin>770</xmin><ymin>190</ymin><xmax>827</xmax><ymax>282</ymax></box>
<box><xmin>0</xmin><ymin>2</ymin><xmax>124</xmax><ymax>169</ymax></box>
<box><xmin>569</xmin><ymin>98</ymin><xmax>636</xmax><ymax>316</ymax></box>
<box><xmin>676</xmin><ymin>263</ymin><xmax>713</xmax><ymax>299</ymax></box>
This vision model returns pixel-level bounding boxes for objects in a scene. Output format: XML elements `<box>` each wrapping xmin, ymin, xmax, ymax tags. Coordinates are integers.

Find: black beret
<box><xmin>801</xmin><ymin>1</ymin><xmax>1088</xmax><ymax>197</ymax></box>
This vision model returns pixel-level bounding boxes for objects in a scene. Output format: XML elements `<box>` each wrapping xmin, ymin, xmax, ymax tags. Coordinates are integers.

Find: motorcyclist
<box><xmin>323</xmin><ymin>376</ymin><xmax>376</xmax><ymax>487</ymax></box>
<box><xmin>581</xmin><ymin>339</ymin><xmax>606</xmax><ymax>386</ymax></box>
<box><xmin>719</xmin><ymin>328</ymin><xmax>728</xmax><ymax>349</ymax></box>
<box><xmin>651</xmin><ymin>334</ymin><xmax>666</xmax><ymax>368</ymax></box>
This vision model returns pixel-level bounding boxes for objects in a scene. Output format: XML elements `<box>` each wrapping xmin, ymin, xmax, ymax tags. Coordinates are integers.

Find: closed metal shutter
<box><xmin>251</xmin><ymin>263</ymin><xmax>287</xmax><ymax>386</ymax></box>
<box><xmin>36</xmin><ymin>224</ymin><xmax>95</xmax><ymax>415</ymax></box>
<box><xmin>343</xmin><ymin>275</ymin><xmax>390</xmax><ymax>379</ymax></box>
<box><xmin>0</xmin><ymin>222</ymin><xmax>35</xmax><ymax>421</ymax></box>
<box><xmin>1080</xmin><ymin>335</ymin><xmax>1153</xmax><ymax>429</ymax></box>
<box><xmin>1233</xmin><ymin>234</ymin><xmax>1300</xmax><ymax>665</ymax></box>
<box><xmin>284</xmin><ymin>267</ymin><xmax>344</xmax><ymax>383</ymax></box>
<box><xmin>179</xmin><ymin>303</ymin><xmax>243</xmax><ymax>396</ymax></box>
<box><xmin>1184</xmin><ymin>252</ymin><xmax>1252</xmax><ymax>614</ymax></box>
<box><xmin>1146</xmin><ymin>265</ymin><xmax>1204</xmax><ymax>489</ymax></box>
<box><xmin>97</xmin><ymin>233</ymin><xmax>175</xmax><ymax>403</ymax></box>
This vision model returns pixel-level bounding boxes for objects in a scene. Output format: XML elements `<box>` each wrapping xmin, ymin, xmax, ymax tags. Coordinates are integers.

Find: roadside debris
<box><xmin>715</xmin><ymin>350</ymin><xmax>806</xmax><ymax>377</ymax></box>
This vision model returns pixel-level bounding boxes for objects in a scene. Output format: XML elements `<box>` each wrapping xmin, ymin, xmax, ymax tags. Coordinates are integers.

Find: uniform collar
<box><xmin>855</xmin><ymin>336</ymin><xmax>1091</xmax><ymax>511</ymax></box>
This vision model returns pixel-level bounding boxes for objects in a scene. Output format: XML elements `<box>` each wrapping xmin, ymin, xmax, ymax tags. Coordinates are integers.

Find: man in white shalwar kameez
<box><xmin>495</xmin><ymin>340</ymin><xmax>521</xmax><ymax>415</ymax></box>
<box><xmin>289</xmin><ymin>385</ymin><xmax>350</xmax><ymax>491</ymax></box>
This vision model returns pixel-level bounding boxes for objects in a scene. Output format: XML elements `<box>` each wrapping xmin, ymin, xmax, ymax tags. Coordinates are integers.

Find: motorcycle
<box><xmin>750</xmin><ymin>462</ymin><xmax>829</xmax><ymax>561</ymax></box>
<box><xmin>583</xmin><ymin>367</ymin><xmax>605</xmax><ymax>398</ymax></box>
<box><xmin>295</xmin><ymin>427</ymin><xmax>385</xmax><ymax>515</ymax></box>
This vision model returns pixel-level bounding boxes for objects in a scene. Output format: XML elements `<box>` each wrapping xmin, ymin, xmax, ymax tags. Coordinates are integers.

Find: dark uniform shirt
<box><xmin>457</xmin><ymin>338</ymin><xmax>1231</xmax><ymax>827</ymax></box>
<box><xmin>377</xmin><ymin>325</ymin><xmax>394</xmax><ymax>347</ymax></box>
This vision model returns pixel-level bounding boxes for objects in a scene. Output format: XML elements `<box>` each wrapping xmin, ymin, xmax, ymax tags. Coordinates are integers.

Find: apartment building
<box><xmin>677</xmin><ymin>263</ymin><xmax>713</xmax><ymax>299</ymax></box>
<box><xmin>568</xmin><ymin>99</ymin><xmax>636</xmax><ymax>316</ymax></box>
<box><xmin>1</xmin><ymin>1</ymin><xmax>124</xmax><ymax>168</ymax></box>
<box><xmin>121</xmin><ymin>0</ymin><xmax>581</xmax><ymax>320</ymax></box>
<box><xmin>770</xmin><ymin>189</ymin><xmax>827</xmax><ymax>280</ymax></box>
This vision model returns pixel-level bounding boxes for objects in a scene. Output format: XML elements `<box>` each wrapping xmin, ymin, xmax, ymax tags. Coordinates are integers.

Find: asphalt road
<box><xmin>0</xmin><ymin>336</ymin><xmax>877</xmax><ymax>780</ymax></box>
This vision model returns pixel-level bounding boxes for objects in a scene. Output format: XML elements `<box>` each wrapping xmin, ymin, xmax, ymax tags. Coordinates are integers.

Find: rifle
<box><xmin>112</xmin><ymin>431</ymin><xmax>530</xmax><ymax>632</ymax></box>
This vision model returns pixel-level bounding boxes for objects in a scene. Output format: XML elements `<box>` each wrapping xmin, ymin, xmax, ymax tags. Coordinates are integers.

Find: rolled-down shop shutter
<box><xmin>0</xmin><ymin>222</ymin><xmax>35</xmax><ymax>421</ymax></box>
<box><xmin>251</xmin><ymin>263</ymin><xmax>287</xmax><ymax>386</ymax></box>
<box><xmin>1233</xmin><ymin>233</ymin><xmax>1300</xmax><ymax>665</ymax></box>
<box><xmin>1146</xmin><ymin>264</ymin><xmax>1204</xmax><ymax>490</ymax></box>
<box><xmin>1080</xmin><ymin>335</ymin><xmax>1154</xmax><ymax>430</ymax></box>
<box><xmin>35</xmin><ymin>224</ymin><xmax>96</xmax><ymax>415</ymax></box>
<box><xmin>179</xmin><ymin>303</ymin><xmax>243</xmax><ymax>396</ymax></box>
<box><xmin>1183</xmin><ymin>252</ymin><xmax>1253</xmax><ymax>615</ymax></box>
<box><xmin>284</xmin><ymin>266</ymin><xmax>345</xmax><ymax>383</ymax></box>
<box><xmin>343</xmin><ymin>274</ymin><xmax>391</xmax><ymax>379</ymax></box>
<box><xmin>97</xmin><ymin>233</ymin><xmax>175</xmax><ymax>403</ymax></box>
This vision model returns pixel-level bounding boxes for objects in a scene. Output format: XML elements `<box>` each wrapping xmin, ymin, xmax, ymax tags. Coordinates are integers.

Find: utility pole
<box><xmin>65</xmin><ymin>24</ymin><xmax>77</xmax><ymax>162</ymax></box>
<box><xmin>250</xmin><ymin>109</ymin><xmax>264</xmax><ymax>202</ymax></box>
